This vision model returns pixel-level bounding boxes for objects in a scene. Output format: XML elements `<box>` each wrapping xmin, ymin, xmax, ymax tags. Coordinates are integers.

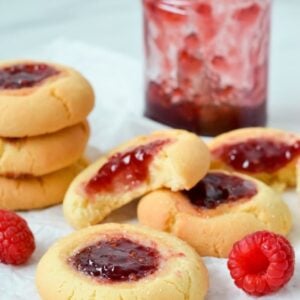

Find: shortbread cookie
<box><xmin>36</xmin><ymin>223</ymin><xmax>208</xmax><ymax>300</ymax></box>
<box><xmin>0</xmin><ymin>60</ymin><xmax>94</xmax><ymax>137</ymax></box>
<box><xmin>297</xmin><ymin>160</ymin><xmax>300</xmax><ymax>196</ymax></box>
<box><xmin>138</xmin><ymin>170</ymin><xmax>292</xmax><ymax>258</ymax></box>
<box><xmin>209</xmin><ymin>127</ymin><xmax>300</xmax><ymax>189</ymax></box>
<box><xmin>0</xmin><ymin>121</ymin><xmax>89</xmax><ymax>176</ymax></box>
<box><xmin>0</xmin><ymin>160</ymin><xmax>86</xmax><ymax>210</ymax></box>
<box><xmin>63</xmin><ymin>129</ymin><xmax>210</xmax><ymax>228</ymax></box>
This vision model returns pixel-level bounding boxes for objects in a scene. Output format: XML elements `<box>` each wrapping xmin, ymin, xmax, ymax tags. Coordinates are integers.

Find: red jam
<box><xmin>0</xmin><ymin>63</ymin><xmax>59</xmax><ymax>90</ymax></box>
<box><xmin>85</xmin><ymin>139</ymin><xmax>170</xmax><ymax>194</ymax></box>
<box><xmin>145</xmin><ymin>81</ymin><xmax>266</xmax><ymax>136</ymax></box>
<box><xmin>69</xmin><ymin>237</ymin><xmax>160</xmax><ymax>282</ymax></box>
<box><xmin>213</xmin><ymin>138</ymin><xmax>300</xmax><ymax>173</ymax></box>
<box><xmin>184</xmin><ymin>172</ymin><xmax>257</xmax><ymax>209</ymax></box>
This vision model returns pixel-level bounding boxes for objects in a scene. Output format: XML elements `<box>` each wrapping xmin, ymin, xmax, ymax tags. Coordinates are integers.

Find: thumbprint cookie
<box><xmin>0</xmin><ymin>60</ymin><xmax>94</xmax><ymax>137</ymax></box>
<box><xmin>63</xmin><ymin>129</ymin><xmax>210</xmax><ymax>228</ymax></box>
<box><xmin>209</xmin><ymin>127</ymin><xmax>300</xmax><ymax>190</ymax></box>
<box><xmin>138</xmin><ymin>170</ymin><xmax>292</xmax><ymax>257</ymax></box>
<box><xmin>36</xmin><ymin>223</ymin><xmax>208</xmax><ymax>300</ymax></box>
<box><xmin>0</xmin><ymin>121</ymin><xmax>89</xmax><ymax>176</ymax></box>
<box><xmin>0</xmin><ymin>160</ymin><xmax>86</xmax><ymax>210</ymax></box>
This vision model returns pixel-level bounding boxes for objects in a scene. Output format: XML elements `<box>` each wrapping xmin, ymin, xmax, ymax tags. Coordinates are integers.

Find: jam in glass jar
<box><xmin>143</xmin><ymin>0</ymin><xmax>271</xmax><ymax>136</ymax></box>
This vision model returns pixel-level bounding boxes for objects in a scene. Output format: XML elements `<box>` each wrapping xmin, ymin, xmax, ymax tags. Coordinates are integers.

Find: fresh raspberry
<box><xmin>228</xmin><ymin>231</ymin><xmax>295</xmax><ymax>296</ymax></box>
<box><xmin>0</xmin><ymin>210</ymin><xmax>35</xmax><ymax>265</ymax></box>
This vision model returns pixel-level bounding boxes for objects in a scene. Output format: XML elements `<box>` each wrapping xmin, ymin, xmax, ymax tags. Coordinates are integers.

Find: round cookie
<box><xmin>297</xmin><ymin>160</ymin><xmax>300</xmax><ymax>196</ymax></box>
<box><xmin>0</xmin><ymin>60</ymin><xmax>94</xmax><ymax>137</ymax></box>
<box><xmin>138</xmin><ymin>170</ymin><xmax>292</xmax><ymax>258</ymax></box>
<box><xmin>63</xmin><ymin>129</ymin><xmax>210</xmax><ymax>228</ymax></box>
<box><xmin>0</xmin><ymin>121</ymin><xmax>89</xmax><ymax>176</ymax></box>
<box><xmin>208</xmin><ymin>127</ymin><xmax>300</xmax><ymax>190</ymax></box>
<box><xmin>36</xmin><ymin>223</ymin><xmax>208</xmax><ymax>300</ymax></box>
<box><xmin>0</xmin><ymin>160</ymin><xmax>86</xmax><ymax>210</ymax></box>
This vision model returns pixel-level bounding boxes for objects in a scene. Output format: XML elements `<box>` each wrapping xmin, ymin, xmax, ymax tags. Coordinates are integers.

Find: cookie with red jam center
<box><xmin>36</xmin><ymin>223</ymin><xmax>208</xmax><ymax>300</ymax></box>
<box><xmin>208</xmin><ymin>127</ymin><xmax>300</xmax><ymax>189</ymax></box>
<box><xmin>0</xmin><ymin>60</ymin><xmax>94</xmax><ymax>137</ymax></box>
<box><xmin>63</xmin><ymin>129</ymin><xmax>210</xmax><ymax>229</ymax></box>
<box><xmin>296</xmin><ymin>160</ymin><xmax>300</xmax><ymax>196</ymax></box>
<box><xmin>138</xmin><ymin>170</ymin><xmax>292</xmax><ymax>257</ymax></box>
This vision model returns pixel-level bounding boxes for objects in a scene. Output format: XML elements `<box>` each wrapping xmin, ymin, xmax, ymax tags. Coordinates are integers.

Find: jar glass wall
<box><xmin>143</xmin><ymin>0</ymin><xmax>271</xmax><ymax>136</ymax></box>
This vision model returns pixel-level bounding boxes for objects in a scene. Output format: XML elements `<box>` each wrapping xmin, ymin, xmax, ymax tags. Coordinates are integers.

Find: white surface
<box><xmin>0</xmin><ymin>40</ymin><xmax>299</xmax><ymax>299</ymax></box>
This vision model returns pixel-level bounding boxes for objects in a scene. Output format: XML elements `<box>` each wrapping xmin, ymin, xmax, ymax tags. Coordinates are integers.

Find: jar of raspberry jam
<box><xmin>143</xmin><ymin>0</ymin><xmax>271</xmax><ymax>136</ymax></box>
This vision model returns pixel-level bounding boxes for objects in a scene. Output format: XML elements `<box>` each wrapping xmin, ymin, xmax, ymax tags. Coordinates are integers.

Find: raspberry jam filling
<box><xmin>85</xmin><ymin>139</ymin><xmax>170</xmax><ymax>194</ymax></box>
<box><xmin>213</xmin><ymin>138</ymin><xmax>300</xmax><ymax>173</ymax></box>
<box><xmin>69</xmin><ymin>237</ymin><xmax>160</xmax><ymax>282</ymax></box>
<box><xmin>145</xmin><ymin>81</ymin><xmax>267</xmax><ymax>136</ymax></box>
<box><xmin>184</xmin><ymin>172</ymin><xmax>257</xmax><ymax>209</ymax></box>
<box><xmin>0</xmin><ymin>63</ymin><xmax>59</xmax><ymax>90</ymax></box>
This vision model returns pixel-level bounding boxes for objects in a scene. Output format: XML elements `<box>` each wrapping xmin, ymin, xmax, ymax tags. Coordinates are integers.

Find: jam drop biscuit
<box><xmin>63</xmin><ymin>129</ymin><xmax>210</xmax><ymax>228</ymax></box>
<box><xmin>297</xmin><ymin>160</ymin><xmax>300</xmax><ymax>196</ymax></box>
<box><xmin>138</xmin><ymin>170</ymin><xmax>292</xmax><ymax>258</ymax></box>
<box><xmin>209</xmin><ymin>127</ymin><xmax>300</xmax><ymax>190</ymax></box>
<box><xmin>36</xmin><ymin>223</ymin><xmax>208</xmax><ymax>300</ymax></box>
<box><xmin>0</xmin><ymin>60</ymin><xmax>94</xmax><ymax>137</ymax></box>
<box><xmin>0</xmin><ymin>160</ymin><xmax>86</xmax><ymax>210</ymax></box>
<box><xmin>0</xmin><ymin>121</ymin><xmax>89</xmax><ymax>176</ymax></box>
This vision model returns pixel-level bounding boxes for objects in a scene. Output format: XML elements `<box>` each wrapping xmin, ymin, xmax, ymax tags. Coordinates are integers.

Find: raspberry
<box><xmin>228</xmin><ymin>231</ymin><xmax>295</xmax><ymax>296</ymax></box>
<box><xmin>0</xmin><ymin>210</ymin><xmax>35</xmax><ymax>265</ymax></box>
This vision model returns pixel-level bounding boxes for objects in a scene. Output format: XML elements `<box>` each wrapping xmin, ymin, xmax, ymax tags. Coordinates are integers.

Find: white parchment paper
<box><xmin>0</xmin><ymin>39</ymin><xmax>299</xmax><ymax>299</ymax></box>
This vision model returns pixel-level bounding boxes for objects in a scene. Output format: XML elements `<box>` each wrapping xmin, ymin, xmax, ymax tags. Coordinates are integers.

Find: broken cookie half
<box><xmin>63</xmin><ymin>129</ymin><xmax>210</xmax><ymax>229</ymax></box>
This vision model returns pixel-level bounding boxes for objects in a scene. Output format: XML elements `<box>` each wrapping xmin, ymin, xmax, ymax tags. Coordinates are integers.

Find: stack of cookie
<box><xmin>0</xmin><ymin>60</ymin><xmax>94</xmax><ymax>210</ymax></box>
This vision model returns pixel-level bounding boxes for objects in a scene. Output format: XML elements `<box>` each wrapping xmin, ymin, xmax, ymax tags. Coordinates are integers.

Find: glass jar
<box><xmin>143</xmin><ymin>0</ymin><xmax>271</xmax><ymax>136</ymax></box>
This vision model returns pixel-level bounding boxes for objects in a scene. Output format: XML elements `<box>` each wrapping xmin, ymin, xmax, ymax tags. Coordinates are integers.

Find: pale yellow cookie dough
<box><xmin>36</xmin><ymin>223</ymin><xmax>208</xmax><ymax>300</ymax></box>
<box><xmin>297</xmin><ymin>160</ymin><xmax>300</xmax><ymax>196</ymax></box>
<box><xmin>138</xmin><ymin>170</ymin><xmax>292</xmax><ymax>258</ymax></box>
<box><xmin>209</xmin><ymin>127</ymin><xmax>300</xmax><ymax>190</ymax></box>
<box><xmin>0</xmin><ymin>121</ymin><xmax>89</xmax><ymax>176</ymax></box>
<box><xmin>0</xmin><ymin>60</ymin><xmax>94</xmax><ymax>137</ymax></box>
<box><xmin>0</xmin><ymin>160</ymin><xmax>86</xmax><ymax>210</ymax></box>
<box><xmin>63</xmin><ymin>129</ymin><xmax>210</xmax><ymax>228</ymax></box>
